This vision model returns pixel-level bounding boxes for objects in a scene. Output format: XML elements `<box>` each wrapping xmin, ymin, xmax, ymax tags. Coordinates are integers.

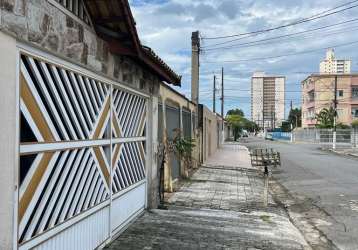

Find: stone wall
<box><xmin>0</xmin><ymin>0</ymin><xmax>160</xmax><ymax>95</ymax></box>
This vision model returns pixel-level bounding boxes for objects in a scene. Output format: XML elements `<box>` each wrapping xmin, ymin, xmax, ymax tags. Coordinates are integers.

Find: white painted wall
<box><xmin>251</xmin><ymin>77</ymin><xmax>263</xmax><ymax>124</ymax></box>
<box><xmin>0</xmin><ymin>31</ymin><xmax>17</xmax><ymax>250</ymax></box>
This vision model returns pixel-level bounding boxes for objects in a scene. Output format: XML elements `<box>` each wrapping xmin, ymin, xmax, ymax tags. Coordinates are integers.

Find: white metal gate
<box><xmin>17</xmin><ymin>50</ymin><xmax>148</xmax><ymax>250</ymax></box>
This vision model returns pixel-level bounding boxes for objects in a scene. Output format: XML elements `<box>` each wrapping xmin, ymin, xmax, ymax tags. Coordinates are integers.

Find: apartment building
<box><xmin>251</xmin><ymin>72</ymin><xmax>285</xmax><ymax>130</ymax></box>
<box><xmin>320</xmin><ymin>48</ymin><xmax>351</xmax><ymax>74</ymax></box>
<box><xmin>302</xmin><ymin>74</ymin><xmax>358</xmax><ymax>128</ymax></box>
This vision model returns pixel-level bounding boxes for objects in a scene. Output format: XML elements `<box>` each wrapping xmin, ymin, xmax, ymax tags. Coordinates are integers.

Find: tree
<box><xmin>315</xmin><ymin>107</ymin><xmax>335</xmax><ymax>128</ymax></box>
<box><xmin>226</xmin><ymin>115</ymin><xmax>245</xmax><ymax>141</ymax></box>
<box><xmin>226</xmin><ymin>114</ymin><xmax>259</xmax><ymax>140</ymax></box>
<box><xmin>352</xmin><ymin>120</ymin><xmax>358</xmax><ymax>128</ymax></box>
<box><xmin>227</xmin><ymin>109</ymin><xmax>244</xmax><ymax>117</ymax></box>
<box><xmin>288</xmin><ymin>108</ymin><xmax>302</xmax><ymax>129</ymax></box>
<box><xmin>281</xmin><ymin>121</ymin><xmax>292</xmax><ymax>132</ymax></box>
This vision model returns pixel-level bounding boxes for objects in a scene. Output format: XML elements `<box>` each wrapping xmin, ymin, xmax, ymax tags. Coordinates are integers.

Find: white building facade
<box><xmin>251</xmin><ymin>72</ymin><xmax>285</xmax><ymax>130</ymax></box>
<box><xmin>319</xmin><ymin>48</ymin><xmax>351</xmax><ymax>74</ymax></box>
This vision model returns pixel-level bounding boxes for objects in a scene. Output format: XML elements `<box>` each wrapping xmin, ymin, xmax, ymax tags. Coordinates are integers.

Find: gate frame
<box><xmin>14</xmin><ymin>42</ymin><xmax>151</xmax><ymax>250</ymax></box>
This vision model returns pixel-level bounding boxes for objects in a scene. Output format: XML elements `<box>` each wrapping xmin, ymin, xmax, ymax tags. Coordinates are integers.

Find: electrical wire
<box><xmin>202</xmin><ymin>18</ymin><xmax>358</xmax><ymax>49</ymax></box>
<box><xmin>201</xmin><ymin>40</ymin><xmax>358</xmax><ymax>63</ymax></box>
<box><xmin>202</xmin><ymin>0</ymin><xmax>358</xmax><ymax>40</ymax></box>
<box><xmin>203</xmin><ymin>22</ymin><xmax>358</xmax><ymax>51</ymax></box>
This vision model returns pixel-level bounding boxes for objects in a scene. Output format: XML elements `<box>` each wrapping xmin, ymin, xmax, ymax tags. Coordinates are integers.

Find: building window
<box><xmin>308</xmin><ymin>90</ymin><xmax>315</xmax><ymax>102</ymax></box>
<box><xmin>352</xmin><ymin>87</ymin><xmax>358</xmax><ymax>99</ymax></box>
<box><xmin>338</xmin><ymin>90</ymin><xmax>344</xmax><ymax>97</ymax></box>
<box><xmin>352</xmin><ymin>107</ymin><xmax>358</xmax><ymax>118</ymax></box>
<box><xmin>52</xmin><ymin>0</ymin><xmax>91</xmax><ymax>25</ymax></box>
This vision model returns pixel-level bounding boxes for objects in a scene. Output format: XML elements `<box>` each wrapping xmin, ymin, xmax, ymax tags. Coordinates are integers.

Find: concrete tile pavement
<box><xmin>105</xmin><ymin>143</ymin><xmax>310</xmax><ymax>250</ymax></box>
<box><xmin>204</xmin><ymin>143</ymin><xmax>254</xmax><ymax>170</ymax></box>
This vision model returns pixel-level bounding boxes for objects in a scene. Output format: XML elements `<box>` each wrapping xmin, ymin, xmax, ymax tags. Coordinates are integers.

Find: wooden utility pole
<box><xmin>213</xmin><ymin>75</ymin><xmax>216</xmax><ymax>113</ymax></box>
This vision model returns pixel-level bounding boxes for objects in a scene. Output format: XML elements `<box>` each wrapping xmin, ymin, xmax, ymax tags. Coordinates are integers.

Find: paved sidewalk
<box><xmin>105</xmin><ymin>144</ymin><xmax>310</xmax><ymax>250</ymax></box>
<box><xmin>204</xmin><ymin>143</ymin><xmax>253</xmax><ymax>169</ymax></box>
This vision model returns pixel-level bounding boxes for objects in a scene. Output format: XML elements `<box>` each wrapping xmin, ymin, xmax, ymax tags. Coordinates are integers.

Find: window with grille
<box><xmin>53</xmin><ymin>0</ymin><xmax>91</xmax><ymax>25</ymax></box>
<box><xmin>352</xmin><ymin>87</ymin><xmax>358</xmax><ymax>99</ymax></box>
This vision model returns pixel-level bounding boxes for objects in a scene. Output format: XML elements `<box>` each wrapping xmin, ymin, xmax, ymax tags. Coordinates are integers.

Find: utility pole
<box><xmin>213</xmin><ymin>75</ymin><xmax>216</xmax><ymax>113</ymax></box>
<box><xmin>191</xmin><ymin>31</ymin><xmax>200</xmax><ymax>124</ymax></box>
<box><xmin>221</xmin><ymin>67</ymin><xmax>224</xmax><ymax>144</ymax></box>
<box><xmin>191</xmin><ymin>31</ymin><xmax>200</xmax><ymax>164</ymax></box>
<box><xmin>333</xmin><ymin>75</ymin><xmax>338</xmax><ymax>149</ymax></box>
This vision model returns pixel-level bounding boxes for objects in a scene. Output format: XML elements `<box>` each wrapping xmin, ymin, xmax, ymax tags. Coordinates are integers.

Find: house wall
<box><xmin>0</xmin><ymin>30</ymin><xmax>17</xmax><ymax>250</ymax></box>
<box><xmin>158</xmin><ymin>84</ymin><xmax>197</xmax><ymax>192</ymax></box>
<box><xmin>202</xmin><ymin>106</ymin><xmax>219</xmax><ymax>162</ymax></box>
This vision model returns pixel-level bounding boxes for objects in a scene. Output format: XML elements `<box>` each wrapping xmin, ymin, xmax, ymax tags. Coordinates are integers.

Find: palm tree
<box><xmin>315</xmin><ymin>107</ymin><xmax>335</xmax><ymax>128</ymax></box>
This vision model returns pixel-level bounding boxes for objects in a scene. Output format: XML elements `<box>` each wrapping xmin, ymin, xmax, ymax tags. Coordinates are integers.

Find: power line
<box><xmin>202</xmin><ymin>21</ymin><xmax>358</xmax><ymax>51</ymax></box>
<box><xmin>202</xmin><ymin>18</ymin><xmax>358</xmax><ymax>48</ymax></box>
<box><xmin>201</xmin><ymin>39</ymin><xmax>358</xmax><ymax>63</ymax></box>
<box><xmin>202</xmin><ymin>0</ymin><xmax>358</xmax><ymax>40</ymax></box>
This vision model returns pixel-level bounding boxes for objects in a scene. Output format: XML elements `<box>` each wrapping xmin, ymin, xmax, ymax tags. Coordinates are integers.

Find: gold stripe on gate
<box><xmin>93</xmin><ymin>147</ymin><xmax>110</xmax><ymax>186</ymax></box>
<box><xmin>112</xmin><ymin>144</ymin><xmax>122</xmax><ymax>169</ymax></box>
<box><xmin>20</xmin><ymin>73</ymin><xmax>55</xmax><ymax>142</ymax></box>
<box><xmin>19</xmin><ymin>152</ymin><xmax>54</xmax><ymax>222</ymax></box>
<box><xmin>93</xmin><ymin>97</ymin><xmax>110</xmax><ymax>139</ymax></box>
<box><xmin>112</xmin><ymin>111</ymin><xmax>122</xmax><ymax>138</ymax></box>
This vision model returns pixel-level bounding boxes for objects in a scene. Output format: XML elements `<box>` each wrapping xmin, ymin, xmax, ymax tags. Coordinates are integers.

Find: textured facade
<box><xmin>302</xmin><ymin>74</ymin><xmax>358</xmax><ymax>128</ymax></box>
<box><xmin>251</xmin><ymin>72</ymin><xmax>285</xmax><ymax>130</ymax></box>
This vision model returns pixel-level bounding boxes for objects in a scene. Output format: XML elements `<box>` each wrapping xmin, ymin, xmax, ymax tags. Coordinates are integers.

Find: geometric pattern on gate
<box><xmin>19</xmin><ymin>147</ymin><xmax>110</xmax><ymax>243</ymax></box>
<box><xmin>19</xmin><ymin>54</ymin><xmax>111</xmax><ymax>243</ymax></box>
<box><xmin>112</xmin><ymin>87</ymin><xmax>147</xmax><ymax>138</ymax></box>
<box><xmin>20</xmin><ymin>54</ymin><xmax>111</xmax><ymax>143</ymax></box>
<box><xmin>112</xmin><ymin>142</ymin><xmax>146</xmax><ymax>194</ymax></box>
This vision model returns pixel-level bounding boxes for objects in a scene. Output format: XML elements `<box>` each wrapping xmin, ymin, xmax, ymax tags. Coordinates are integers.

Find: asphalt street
<box><xmin>243</xmin><ymin>137</ymin><xmax>358</xmax><ymax>250</ymax></box>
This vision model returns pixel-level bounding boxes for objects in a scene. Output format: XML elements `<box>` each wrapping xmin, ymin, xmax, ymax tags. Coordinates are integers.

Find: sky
<box><xmin>129</xmin><ymin>0</ymin><xmax>358</xmax><ymax>119</ymax></box>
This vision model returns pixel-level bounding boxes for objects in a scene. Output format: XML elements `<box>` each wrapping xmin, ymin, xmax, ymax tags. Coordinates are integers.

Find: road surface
<box><xmin>243</xmin><ymin>137</ymin><xmax>358</xmax><ymax>250</ymax></box>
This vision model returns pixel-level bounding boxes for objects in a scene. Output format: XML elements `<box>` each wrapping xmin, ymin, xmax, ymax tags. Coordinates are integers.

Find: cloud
<box><xmin>129</xmin><ymin>0</ymin><xmax>358</xmax><ymax>118</ymax></box>
<box><xmin>218</xmin><ymin>0</ymin><xmax>241</xmax><ymax>20</ymax></box>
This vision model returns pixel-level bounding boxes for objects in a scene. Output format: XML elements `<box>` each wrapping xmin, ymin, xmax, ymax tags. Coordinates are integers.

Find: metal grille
<box><xmin>54</xmin><ymin>0</ymin><xmax>91</xmax><ymax>25</ymax></box>
<box><xmin>18</xmin><ymin>53</ymin><xmax>147</xmax><ymax>245</ymax></box>
<box><xmin>166</xmin><ymin>105</ymin><xmax>181</xmax><ymax>179</ymax></box>
<box><xmin>182</xmin><ymin>109</ymin><xmax>192</xmax><ymax>139</ymax></box>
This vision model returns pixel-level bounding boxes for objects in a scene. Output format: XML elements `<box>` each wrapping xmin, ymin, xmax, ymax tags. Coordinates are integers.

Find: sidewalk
<box><xmin>105</xmin><ymin>143</ymin><xmax>309</xmax><ymax>250</ymax></box>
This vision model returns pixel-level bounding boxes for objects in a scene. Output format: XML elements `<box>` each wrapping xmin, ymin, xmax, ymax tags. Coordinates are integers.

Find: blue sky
<box><xmin>129</xmin><ymin>0</ymin><xmax>358</xmax><ymax>119</ymax></box>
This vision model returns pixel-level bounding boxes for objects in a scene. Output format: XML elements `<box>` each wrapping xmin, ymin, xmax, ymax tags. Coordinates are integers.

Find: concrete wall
<box><xmin>0</xmin><ymin>31</ymin><xmax>17</xmax><ymax>250</ymax></box>
<box><xmin>202</xmin><ymin>106</ymin><xmax>219</xmax><ymax>162</ymax></box>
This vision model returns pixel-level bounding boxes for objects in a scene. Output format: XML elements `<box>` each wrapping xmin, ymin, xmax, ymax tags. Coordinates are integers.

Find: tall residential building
<box><xmin>251</xmin><ymin>72</ymin><xmax>285</xmax><ymax>130</ymax></box>
<box><xmin>319</xmin><ymin>48</ymin><xmax>351</xmax><ymax>74</ymax></box>
<box><xmin>302</xmin><ymin>74</ymin><xmax>358</xmax><ymax>128</ymax></box>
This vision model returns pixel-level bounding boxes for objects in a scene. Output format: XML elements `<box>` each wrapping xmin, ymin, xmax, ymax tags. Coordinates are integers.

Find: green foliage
<box><xmin>226</xmin><ymin>114</ymin><xmax>258</xmax><ymax>141</ymax></box>
<box><xmin>287</xmin><ymin>108</ymin><xmax>302</xmax><ymax>129</ymax></box>
<box><xmin>280</xmin><ymin>121</ymin><xmax>292</xmax><ymax>132</ymax></box>
<box><xmin>172</xmin><ymin>129</ymin><xmax>196</xmax><ymax>167</ymax></box>
<box><xmin>336</xmin><ymin>123</ymin><xmax>351</xmax><ymax>129</ymax></box>
<box><xmin>227</xmin><ymin>109</ymin><xmax>244</xmax><ymax>117</ymax></box>
<box><xmin>315</xmin><ymin>107</ymin><xmax>335</xmax><ymax>129</ymax></box>
<box><xmin>352</xmin><ymin>120</ymin><xmax>358</xmax><ymax>128</ymax></box>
